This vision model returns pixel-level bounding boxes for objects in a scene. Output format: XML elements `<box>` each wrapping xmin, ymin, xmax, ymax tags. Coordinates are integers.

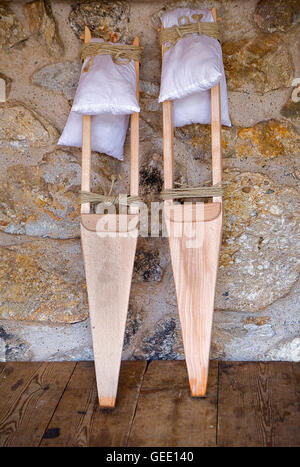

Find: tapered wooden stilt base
<box><xmin>81</xmin><ymin>214</ymin><xmax>138</xmax><ymax>408</ymax></box>
<box><xmin>165</xmin><ymin>203</ymin><xmax>222</xmax><ymax>397</ymax></box>
<box><xmin>99</xmin><ymin>396</ymin><xmax>116</xmax><ymax>409</ymax></box>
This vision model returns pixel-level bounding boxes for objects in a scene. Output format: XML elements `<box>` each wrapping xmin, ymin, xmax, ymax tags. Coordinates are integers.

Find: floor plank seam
<box><xmin>1</xmin><ymin>361</ymin><xmax>298</xmax><ymax>448</ymax></box>
<box><xmin>37</xmin><ymin>362</ymin><xmax>78</xmax><ymax>447</ymax></box>
<box><xmin>125</xmin><ymin>360</ymin><xmax>150</xmax><ymax>447</ymax></box>
<box><xmin>0</xmin><ymin>362</ymin><xmax>45</xmax><ymax>448</ymax></box>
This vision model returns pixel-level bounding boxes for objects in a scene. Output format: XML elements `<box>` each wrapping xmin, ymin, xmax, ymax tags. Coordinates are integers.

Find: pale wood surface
<box><xmin>41</xmin><ymin>361</ymin><xmax>146</xmax><ymax>447</ymax></box>
<box><xmin>130</xmin><ymin>36</ymin><xmax>140</xmax><ymax>200</ymax></box>
<box><xmin>0</xmin><ymin>362</ymin><xmax>75</xmax><ymax>447</ymax></box>
<box><xmin>81</xmin><ymin>213</ymin><xmax>139</xmax><ymax>232</ymax></box>
<box><xmin>164</xmin><ymin>202</ymin><xmax>222</xmax><ymax>223</ymax></box>
<box><xmin>0</xmin><ymin>78</ymin><xmax>6</xmax><ymax>103</ymax></box>
<box><xmin>162</xmin><ymin>100</ymin><xmax>174</xmax><ymax>191</ymax></box>
<box><xmin>211</xmin><ymin>82</ymin><xmax>222</xmax><ymax>189</ymax></box>
<box><xmin>81</xmin><ymin>26</ymin><xmax>92</xmax><ymax>214</ymax></box>
<box><xmin>218</xmin><ymin>362</ymin><xmax>300</xmax><ymax>447</ymax></box>
<box><xmin>161</xmin><ymin>41</ymin><xmax>174</xmax><ymax>192</ymax></box>
<box><xmin>165</xmin><ymin>209</ymin><xmax>222</xmax><ymax>396</ymax></box>
<box><xmin>161</xmin><ymin>8</ymin><xmax>223</xmax><ymax>397</ymax></box>
<box><xmin>128</xmin><ymin>361</ymin><xmax>218</xmax><ymax>447</ymax></box>
<box><xmin>211</xmin><ymin>7</ymin><xmax>222</xmax><ymax>203</ymax></box>
<box><xmin>81</xmin><ymin>227</ymin><xmax>138</xmax><ymax>408</ymax></box>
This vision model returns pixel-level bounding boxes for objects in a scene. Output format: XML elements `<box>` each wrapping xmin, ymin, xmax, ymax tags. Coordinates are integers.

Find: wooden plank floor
<box><xmin>0</xmin><ymin>361</ymin><xmax>299</xmax><ymax>447</ymax></box>
<box><xmin>128</xmin><ymin>361</ymin><xmax>218</xmax><ymax>447</ymax></box>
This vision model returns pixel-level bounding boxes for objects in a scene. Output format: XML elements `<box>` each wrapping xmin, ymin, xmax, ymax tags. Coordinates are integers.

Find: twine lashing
<box><xmin>80</xmin><ymin>191</ymin><xmax>143</xmax><ymax>207</ymax></box>
<box><xmin>160</xmin><ymin>184</ymin><xmax>223</xmax><ymax>200</ymax></box>
<box><xmin>159</xmin><ymin>14</ymin><xmax>221</xmax><ymax>49</ymax></box>
<box><xmin>80</xmin><ymin>186</ymin><xmax>223</xmax><ymax>205</ymax></box>
<box><xmin>80</xmin><ymin>42</ymin><xmax>143</xmax><ymax>72</ymax></box>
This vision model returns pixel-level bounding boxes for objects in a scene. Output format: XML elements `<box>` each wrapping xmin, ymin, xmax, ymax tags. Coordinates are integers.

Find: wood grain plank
<box><xmin>0</xmin><ymin>362</ymin><xmax>44</xmax><ymax>423</ymax></box>
<box><xmin>40</xmin><ymin>361</ymin><xmax>147</xmax><ymax>447</ymax></box>
<box><xmin>165</xmin><ymin>207</ymin><xmax>222</xmax><ymax>397</ymax></box>
<box><xmin>0</xmin><ymin>362</ymin><xmax>6</xmax><ymax>377</ymax></box>
<box><xmin>218</xmin><ymin>362</ymin><xmax>300</xmax><ymax>447</ymax></box>
<box><xmin>0</xmin><ymin>362</ymin><xmax>75</xmax><ymax>447</ymax></box>
<box><xmin>128</xmin><ymin>361</ymin><xmax>218</xmax><ymax>447</ymax></box>
<box><xmin>81</xmin><ymin>228</ymin><xmax>138</xmax><ymax>408</ymax></box>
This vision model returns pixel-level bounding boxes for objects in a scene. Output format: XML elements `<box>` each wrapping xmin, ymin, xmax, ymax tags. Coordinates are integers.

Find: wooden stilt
<box><xmin>81</xmin><ymin>27</ymin><xmax>92</xmax><ymax>216</ymax></box>
<box><xmin>81</xmin><ymin>219</ymin><xmax>138</xmax><ymax>408</ymax></box>
<box><xmin>80</xmin><ymin>30</ymin><xmax>140</xmax><ymax>408</ymax></box>
<box><xmin>162</xmin><ymin>8</ymin><xmax>223</xmax><ymax>396</ymax></box>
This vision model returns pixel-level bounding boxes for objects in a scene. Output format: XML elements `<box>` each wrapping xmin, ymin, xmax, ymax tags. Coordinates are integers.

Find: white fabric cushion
<box><xmin>173</xmin><ymin>75</ymin><xmax>231</xmax><ymax>127</ymax></box>
<box><xmin>159</xmin><ymin>8</ymin><xmax>231</xmax><ymax>127</ymax></box>
<box><xmin>58</xmin><ymin>38</ymin><xmax>139</xmax><ymax>159</ymax></box>
<box><xmin>72</xmin><ymin>38</ymin><xmax>140</xmax><ymax>115</ymax></box>
<box><xmin>58</xmin><ymin>111</ymin><xmax>129</xmax><ymax>160</ymax></box>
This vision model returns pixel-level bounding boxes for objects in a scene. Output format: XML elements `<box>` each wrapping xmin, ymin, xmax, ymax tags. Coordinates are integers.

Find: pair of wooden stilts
<box><xmin>81</xmin><ymin>7</ymin><xmax>222</xmax><ymax>408</ymax></box>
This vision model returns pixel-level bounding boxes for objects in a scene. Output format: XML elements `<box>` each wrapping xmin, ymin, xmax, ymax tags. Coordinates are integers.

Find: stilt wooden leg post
<box><xmin>162</xmin><ymin>8</ymin><xmax>223</xmax><ymax>397</ymax></box>
<box><xmin>80</xmin><ymin>30</ymin><xmax>140</xmax><ymax>408</ymax></box>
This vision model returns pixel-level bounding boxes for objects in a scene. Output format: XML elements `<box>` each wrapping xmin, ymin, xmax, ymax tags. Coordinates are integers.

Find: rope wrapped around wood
<box><xmin>159</xmin><ymin>14</ymin><xmax>221</xmax><ymax>49</ymax></box>
<box><xmin>80</xmin><ymin>186</ymin><xmax>223</xmax><ymax>205</ymax></box>
<box><xmin>80</xmin><ymin>42</ymin><xmax>143</xmax><ymax>72</ymax></box>
<box><xmin>160</xmin><ymin>185</ymin><xmax>223</xmax><ymax>200</ymax></box>
<box><xmin>80</xmin><ymin>191</ymin><xmax>143</xmax><ymax>207</ymax></box>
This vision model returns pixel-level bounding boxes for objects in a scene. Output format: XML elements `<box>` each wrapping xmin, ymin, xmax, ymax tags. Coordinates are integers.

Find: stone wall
<box><xmin>0</xmin><ymin>0</ymin><xmax>299</xmax><ymax>362</ymax></box>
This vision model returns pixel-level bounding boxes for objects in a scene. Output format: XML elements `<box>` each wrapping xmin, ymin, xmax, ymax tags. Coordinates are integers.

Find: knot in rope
<box><xmin>80</xmin><ymin>192</ymin><xmax>143</xmax><ymax>207</ymax></box>
<box><xmin>159</xmin><ymin>14</ymin><xmax>221</xmax><ymax>49</ymax></box>
<box><xmin>80</xmin><ymin>42</ymin><xmax>143</xmax><ymax>72</ymax></box>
